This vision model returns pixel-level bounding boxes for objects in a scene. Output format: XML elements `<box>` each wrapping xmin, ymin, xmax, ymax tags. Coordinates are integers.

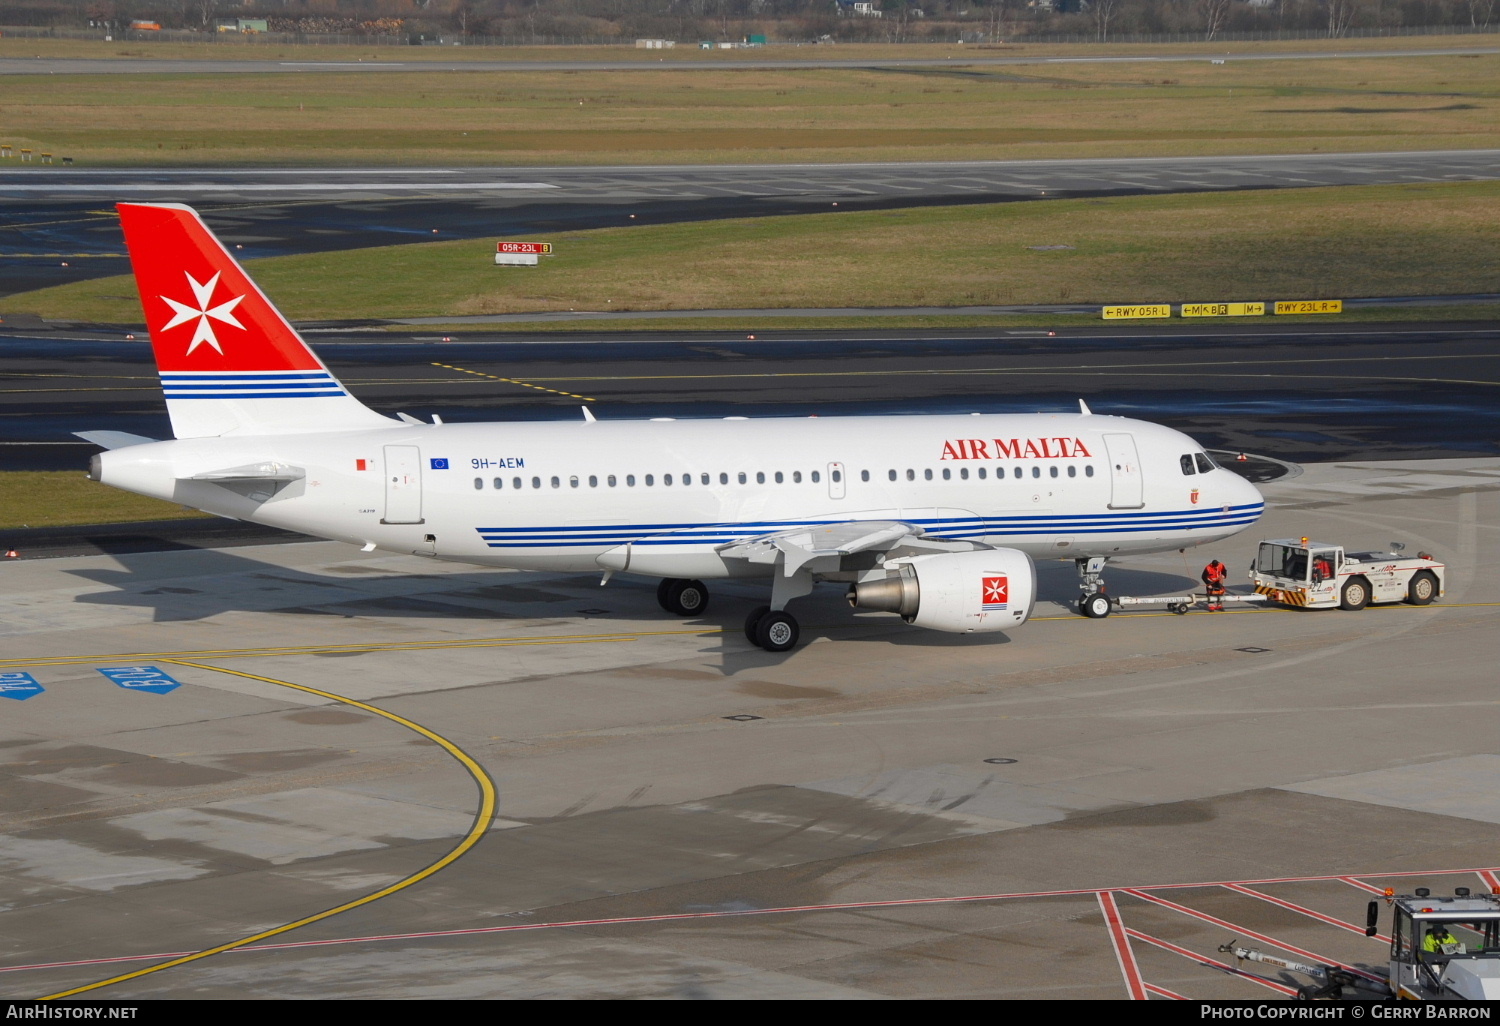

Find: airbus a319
<box><xmin>84</xmin><ymin>203</ymin><xmax>1265</xmax><ymax>652</ymax></box>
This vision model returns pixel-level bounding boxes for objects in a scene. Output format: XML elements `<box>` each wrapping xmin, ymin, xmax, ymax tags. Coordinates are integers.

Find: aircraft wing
<box><xmin>717</xmin><ymin>520</ymin><xmax>988</xmax><ymax>575</ymax></box>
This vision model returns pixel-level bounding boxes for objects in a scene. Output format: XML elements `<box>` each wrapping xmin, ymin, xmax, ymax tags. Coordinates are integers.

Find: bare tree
<box><xmin>1326</xmin><ymin>0</ymin><xmax>1360</xmax><ymax>35</ymax></box>
<box><xmin>1092</xmin><ymin>0</ymin><xmax>1120</xmax><ymax>41</ymax></box>
<box><xmin>1199</xmin><ymin>0</ymin><xmax>1231</xmax><ymax>38</ymax></box>
<box><xmin>1468</xmin><ymin>0</ymin><xmax>1496</xmax><ymax>25</ymax></box>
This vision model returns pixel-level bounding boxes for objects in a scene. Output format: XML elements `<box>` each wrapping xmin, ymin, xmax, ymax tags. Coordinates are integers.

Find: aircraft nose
<box><xmin>1233</xmin><ymin>472</ymin><xmax>1266</xmax><ymax>519</ymax></box>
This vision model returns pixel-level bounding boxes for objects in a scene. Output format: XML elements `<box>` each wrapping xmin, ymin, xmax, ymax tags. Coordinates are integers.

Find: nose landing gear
<box><xmin>1076</xmin><ymin>556</ymin><xmax>1112</xmax><ymax>619</ymax></box>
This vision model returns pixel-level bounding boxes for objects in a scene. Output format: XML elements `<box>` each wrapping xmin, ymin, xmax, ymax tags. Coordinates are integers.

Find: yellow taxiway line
<box><xmin>38</xmin><ymin>658</ymin><xmax>498</xmax><ymax>1001</ymax></box>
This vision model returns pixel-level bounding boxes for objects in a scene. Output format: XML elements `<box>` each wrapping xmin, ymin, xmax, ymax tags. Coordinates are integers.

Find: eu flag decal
<box><xmin>429</xmin><ymin>458</ymin><xmax>450</xmax><ymax>470</ymax></box>
<box><xmin>0</xmin><ymin>672</ymin><xmax>44</xmax><ymax>701</ymax></box>
<box><xmin>96</xmin><ymin>665</ymin><xmax>182</xmax><ymax>695</ymax></box>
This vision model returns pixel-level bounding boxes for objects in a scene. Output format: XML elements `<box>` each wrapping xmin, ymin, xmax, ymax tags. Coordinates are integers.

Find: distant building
<box><xmin>634</xmin><ymin>38</ymin><xmax>676</xmax><ymax>48</ymax></box>
<box><xmin>835</xmin><ymin>1</ymin><xmax>883</xmax><ymax>17</ymax></box>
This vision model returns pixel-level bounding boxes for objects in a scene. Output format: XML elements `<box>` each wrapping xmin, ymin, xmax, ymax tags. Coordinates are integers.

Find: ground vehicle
<box><xmin>1382</xmin><ymin>889</ymin><xmax>1500</xmax><ymax>1000</ymax></box>
<box><xmin>1249</xmin><ymin>538</ymin><xmax>1443</xmax><ymax>611</ymax></box>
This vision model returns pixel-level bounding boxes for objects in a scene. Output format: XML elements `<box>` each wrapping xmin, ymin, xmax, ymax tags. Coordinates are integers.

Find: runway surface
<box><xmin>3</xmin><ymin>45</ymin><xmax>1497</xmax><ymax>76</ymax></box>
<box><xmin>5</xmin><ymin>150</ymin><xmax>1498</xmax><ymax>295</ymax></box>
<box><xmin>2</xmin><ymin>455</ymin><xmax>1497</xmax><ymax>998</ymax></box>
<box><xmin>4</xmin><ymin>322</ymin><xmax>1498</xmax><ymax>473</ymax></box>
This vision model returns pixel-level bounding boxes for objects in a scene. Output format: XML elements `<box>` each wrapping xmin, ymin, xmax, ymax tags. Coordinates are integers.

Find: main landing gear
<box><xmin>656</xmin><ymin>578</ymin><xmax>709</xmax><ymax>618</ymax></box>
<box><xmin>655</xmin><ymin>567</ymin><xmax>811</xmax><ymax>652</ymax></box>
<box><xmin>1076</xmin><ymin>556</ymin><xmax>1113</xmax><ymax>619</ymax></box>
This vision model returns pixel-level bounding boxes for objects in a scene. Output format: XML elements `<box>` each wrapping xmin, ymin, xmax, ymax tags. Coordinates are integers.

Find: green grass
<box><xmin>0</xmin><ymin>471</ymin><xmax>211</xmax><ymax>529</ymax></box>
<box><xmin>12</xmin><ymin>182</ymin><xmax>1500</xmax><ymax>323</ymax></box>
<box><xmin>0</xmin><ymin>45</ymin><xmax>1494</xmax><ymax>166</ymax></box>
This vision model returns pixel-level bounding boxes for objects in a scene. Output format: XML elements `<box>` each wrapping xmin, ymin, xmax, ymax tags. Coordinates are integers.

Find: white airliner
<box><xmin>84</xmin><ymin>203</ymin><xmax>1264</xmax><ymax>651</ymax></box>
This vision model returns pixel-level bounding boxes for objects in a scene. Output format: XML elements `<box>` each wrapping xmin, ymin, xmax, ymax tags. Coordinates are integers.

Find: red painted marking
<box><xmin>1125</xmin><ymin>928</ymin><xmax>1300</xmax><ymax>997</ymax></box>
<box><xmin>1098</xmin><ymin>891</ymin><xmax>1147</xmax><ymax>1000</ymax></box>
<box><xmin>1123</xmin><ymin>889</ymin><xmax>1383</xmax><ymax>983</ymax></box>
<box><xmin>1480</xmin><ymin>870</ymin><xmax>1500</xmax><ymax>893</ymax></box>
<box><xmin>1222</xmin><ymin>883</ymin><xmax>1390</xmax><ymax>943</ymax></box>
<box><xmin>6</xmin><ymin>866</ymin><xmax>1498</xmax><ymax>978</ymax></box>
<box><xmin>1144</xmin><ymin>982</ymin><xmax>1188</xmax><ymax>1000</ymax></box>
<box><xmin>1339</xmin><ymin>876</ymin><xmax>1389</xmax><ymax>896</ymax></box>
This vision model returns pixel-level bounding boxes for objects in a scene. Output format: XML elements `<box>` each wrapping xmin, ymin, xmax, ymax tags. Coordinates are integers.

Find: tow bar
<box><xmin>1112</xmin><ymin>592</ymin><xmax>1271</xmax><ymax>615</ymax></box>
<box><xmin>1218</xmin><ymin>942</ymin><xmax>1390</xmax><ymax>1000</ymax></box>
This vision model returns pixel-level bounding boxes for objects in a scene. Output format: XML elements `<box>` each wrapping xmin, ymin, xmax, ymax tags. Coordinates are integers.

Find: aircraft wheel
<box><xmin>743</xmin><ymin>605</ymin><xmax>771</xmax><ymax>645</ymax></box>
<box><xmin>755</xmin><ymin>610</ymin><xmax>800</xmax><ymax>653</ymax></box>
<box><xmin>1339</xmin><ymin>576</ymin><xmax>1371</xmax><ymax>611</ymax></box>
<box><xmin>656</xmin><ymin>578</ymin><xmax>679</xmax><ymax>612</ymax></box>
<box><xmin>1406</xmin><ymin>570</ymin><xmax>1438</xmax><ymax>606</ymax></box>
<box><xmin>665</xmin><ymin>579</ymin><xmax>709</xmax><ymax>617</ymax></box>
<box><xmin>1079</xmin><ymin>592</ymin><xmax>1112</xmax><ymax>619</ymax></box>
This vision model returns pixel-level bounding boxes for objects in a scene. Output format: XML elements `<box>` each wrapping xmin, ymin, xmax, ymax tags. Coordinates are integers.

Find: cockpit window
<box><xmin>1180</xmin><ymin>454</ymin><xmax>1196</xmax><ymax>476</ymax></box>
<box><xmin>1195</xmin><ymin>452</ymin><xmax>1217</xmax><ymax>474</ymax></box>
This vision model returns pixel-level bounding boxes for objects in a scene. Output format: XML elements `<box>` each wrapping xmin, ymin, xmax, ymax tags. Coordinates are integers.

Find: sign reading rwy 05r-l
<box><xmin>1102</xmin><ymin>304</ymin><xmax>1171</xmax><ymax>320</ymax></box>
<box><xmin>1182</xmin><ymin>302</ymin><xmax>1265</xmax><ymax>318</ymax></box>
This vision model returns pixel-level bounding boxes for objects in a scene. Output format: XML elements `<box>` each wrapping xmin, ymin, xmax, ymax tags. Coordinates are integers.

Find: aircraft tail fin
<box><xmin>117</xmin><ymin>202</ymin><xmax>391</xmax><ymax>439</ymax></box>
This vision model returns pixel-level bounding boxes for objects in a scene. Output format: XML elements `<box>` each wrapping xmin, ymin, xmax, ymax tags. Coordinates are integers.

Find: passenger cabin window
<box><xmin>1195</xmin><ymin>453</ymin><xmax>1217</xmax><ymax>474</ymax></box>
<box><xmin>1085</xmin><ymin>465</ymin><xmax>1095</xmax><ymax>477</ymax></box>
<box><xmin>1049</xmin><ymin>466</ymin><xmax>1059</xmax><ymax>478</ymax></box>
<box><xmin>626</xmin><ymin>474</ymin><xmax>636</xmax><ymax>486</ymax></box>
<box><xmin>1067</xmin><ymin>465</ymin><xmax>1077</xmax><ymax>478</ymax></box>
<box><xmin>978</xmin><ymin>467</ymin><xmax>987</xmax><ymax>480</ymax></box>
<box><xmin>589</xmin><ymin>475</ymin><xmax>598</xmax><ymax>488</ymax></box>
<box><xmin>942</xmin><ymin>468</ymin><xmax>951</xmax><ymax>481</ymax></box>
<box><xmin>645</xmin><ymin>474</ymin><xmax>654</xmax><ymax>486</ymax></box>
<box><xmin>906</xmin><ymin>469</ymin><xmax>915</xmax><ymax>481</ymax></box>
<box><xmin>832</xmin><ymin>469</ymin><xmax>842</xmax><ymax>483</ymax></box>
<box><xmin>532</xmin><ymin>476</ymin><xmax>541</xmax><ymax>489</ymax></box>
<box><xmin>738</xmin><ymin>472</ymin><xmax>747</xmax><ymax>484</ymax></box>
<box><xmin>793</xmin><ymin>471</ymin><xmax>802</xmax><ymax>483</ymax></box>
<box><xmin>812</xmin><ymin>470</ymin><xmax>821</xmax><ymax>483</ymax></box>
<box><xmin>1031</xmin><ymin>466</ymin><xmax>1040</xmax><ymax>479</ymax></box>
<box><xmin>924</xmin><ymin>469</ymin><xmax>933</xmax><ymax>481</ymax></box>
<box><xmin>960</xmin><ymin>468</ymin><xmax>969</xmax><ymax>480</ymax></box>
<box><xmin>1180</xmin><ymin>454</ymin><xmax>1196</xmax><ymax>476</ymax></box>
<box><xmin>860</xmin><ymin>470</ymin><xmax>869</xmax><ymax>482</ymax></box>
<box><xmin>513</xmin><ymin>477</ymin><xmax>522</xmax><ymax>490</ymax></box>
<box><xmin>570</xmin><ymin>476</ymin><xmax>579</xmax><ymax>488</ymax></box>
<box><xmin>889</xmin><ymin>470</ymin><xmax>898</xmax><ymax>482</ymax></box>
<box><xmin>607</xmin><ymin>475</ymin><xmax>617</xmax><ymax>487</ymax></box>
<box><xmin>551</xmin><ymin>476</ymin><xmax>560</xmax><ymax>489</ymax></box>
<box><xmin>774</xmin><ymin>471</ymin><xmax>784</xmax><ymax>484</ymax></box>
<box><xmin>756</xmin><ymin>472</ymin><xmax>765</xmax><ymax>484</ymax></box>
<box><xmin>1013</xmin><ymin>467</ymin><xmax>1022</xmax><ymax>479</ymax></box>
<box><xmin>494</xmin><ymin>477</ymin><xmax>504</xmax><ymax>489</ymax></box>
<box><xmin>474</xmin><ymin>477</ymin><xmax>483</xmax><ymax>490</ymax></box>
<box><xmin>664</xmin><ymin>474</ymin><xmax>673</xmax><ymax>486</ymax></box>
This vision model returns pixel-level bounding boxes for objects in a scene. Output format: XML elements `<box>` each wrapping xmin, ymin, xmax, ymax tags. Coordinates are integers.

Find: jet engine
<box><xmin>846</xmin><ymin>548</ymin><xmax>1037</xmax><ymax>633</ymax></box>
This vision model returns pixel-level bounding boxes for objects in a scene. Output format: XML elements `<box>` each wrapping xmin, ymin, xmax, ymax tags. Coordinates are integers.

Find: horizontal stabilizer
<box><xmin>74</xmin><ymin>430</ymin><xmax>160</xmax><ymax>450</ymax></box>
<box><xmin>187</xmin><ymin>461</ymin><xmax>305</xmax><ymax>482</ymax></box>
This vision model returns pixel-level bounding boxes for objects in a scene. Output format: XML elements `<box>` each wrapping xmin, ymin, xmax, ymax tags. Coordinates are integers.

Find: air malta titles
<box><xmin>940</xmin><ymin>437</ymin><xmax>1094</xmax><ymax>461</ymax></box>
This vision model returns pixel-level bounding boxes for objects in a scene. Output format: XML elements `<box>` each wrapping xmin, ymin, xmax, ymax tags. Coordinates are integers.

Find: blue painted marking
<box><xmin>430</xmin><ymin>458</ymin><xmax>450</xmax><ymax>470</ymax></box>
<box><xmin>0</xmin><ymin>671</ymin><xmax>44</xmax><ymax>701</ymax></box>
<box><xmin>96</xmin><ymin>665</ymin><xmax>182</xmax><ymax>695</ymax></box>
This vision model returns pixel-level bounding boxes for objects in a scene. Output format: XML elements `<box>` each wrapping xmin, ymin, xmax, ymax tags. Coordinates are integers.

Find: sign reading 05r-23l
<box><xmin>495</xmin><ymin>241</ymin><xmax>553</xmax><ymax>267</ymax></box>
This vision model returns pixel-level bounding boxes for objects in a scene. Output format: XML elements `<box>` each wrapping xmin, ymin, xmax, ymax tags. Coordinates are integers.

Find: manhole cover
<box><xmin>1236</xmin><ymin>646</ymin><xmax>1271</xmax><ymax>654</ymax></box>
<box><xmin>723</xmin><ymin>714</ymin><xmax>763</xmax><ymax>722</ymax></box>
<box><xmin>983</xmin><ymin>757</ymin><xmax>1018</xmax><ymax>765</ymax></box>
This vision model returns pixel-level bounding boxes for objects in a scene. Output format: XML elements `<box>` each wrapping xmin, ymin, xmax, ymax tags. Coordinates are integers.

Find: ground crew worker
<box><xmin>1202</xmin><ymin>559</ymin><xmax>1228</xmax><ymax>611</ymax></box>
<box><xmin>1424</xmin><ymin>925</ymin><xmax>1459</xmax><ymax>955</ymax></box>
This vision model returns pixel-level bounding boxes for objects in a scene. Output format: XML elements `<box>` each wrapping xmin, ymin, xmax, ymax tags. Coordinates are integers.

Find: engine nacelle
<box><xmin>846</xmin><ymin>548</ymin><xmax>1037</xmax><ymax>633</ymax></box>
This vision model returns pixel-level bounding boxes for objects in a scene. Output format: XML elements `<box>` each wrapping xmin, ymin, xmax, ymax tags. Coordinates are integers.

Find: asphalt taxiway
<box><xmin>4</xmin><ymin>322</ymin><xmax>1498</xmax><ymax>472</ymax></box>
<box><xmin>2</xmin><ymin>46</ymin><xmax>1496</xmax><ymax>76</ymax></box>
<box><xmin>4</xmin><ymin>150</ymin><xmax>1497</xmax><ymax>295</ymax></box>
<box><xmin>2</xmin><ymin>456</ymin><xmax>1498</xmax><ymax>998</ymax></box>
